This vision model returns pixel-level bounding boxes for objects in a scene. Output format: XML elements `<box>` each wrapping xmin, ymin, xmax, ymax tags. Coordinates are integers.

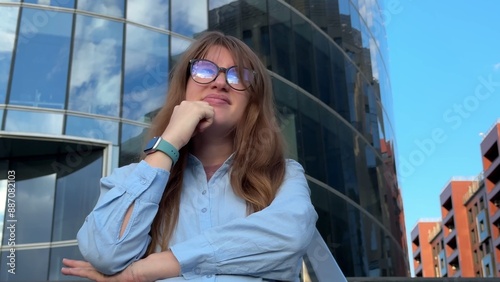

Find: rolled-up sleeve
<box><xmin>170</xmin><ymin>160</ymin><xmax>318</xmax><ymax>281</ymax></box>
<box><xmin>77</xmin><ymin>160</ymin><xmax>170</xmax><ymax>275</ymax></box>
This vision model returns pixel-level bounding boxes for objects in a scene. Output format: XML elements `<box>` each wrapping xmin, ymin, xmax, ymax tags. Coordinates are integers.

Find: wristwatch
<box><xmin>144</xmin><ymin>137</ymin><xmax>179</xmax><ymax>165</ymax></box>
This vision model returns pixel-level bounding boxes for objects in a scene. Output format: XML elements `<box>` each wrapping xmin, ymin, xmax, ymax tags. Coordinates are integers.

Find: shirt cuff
<box><xmin>170</xmin><ymin>234</ymin><xmax>217</xmax><ymax>279</ymax></box>
<box><xmin>124</xmin><ymin>160</ymin><xmax>170</xmax><ymax>203</ymax></box>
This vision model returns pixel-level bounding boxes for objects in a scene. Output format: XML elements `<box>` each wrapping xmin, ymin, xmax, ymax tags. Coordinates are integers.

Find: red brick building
<box><xmin>411</xmin><ymin>220</ymin><xmax>441</xmax><ymax>277</ymax></box>
<box><xmin>410</xmin><ymin>120</ymin><xmax>500</xmax><ymax>278</ymax></box>
<box><xmin>481</xmin><ymin>121</ymin><xmax>500</xmax><ymax>276</ymax></box>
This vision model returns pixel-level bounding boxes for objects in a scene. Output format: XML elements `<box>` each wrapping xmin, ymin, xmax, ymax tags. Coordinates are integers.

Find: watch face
<box><xmin>144</xmin><ymin>137</ymin><xmax>160</xmax><ymax>152</ymax></box>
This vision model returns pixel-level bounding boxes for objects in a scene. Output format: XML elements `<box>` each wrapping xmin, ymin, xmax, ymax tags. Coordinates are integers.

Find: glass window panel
<box><xmin>273</xmin><ymin>78</ymin><xmax>300</xmax><ymax>161</ymax></box>
<box><xmin>1</xmin><ymin>163</ymin><xmax>55</xmax><ymax>245</ymax></box>
<box><xmin>68</xmin><ymin>15</ymin><xmax>123</xmax><ymax>117</ymax></box>
<box><xmin>9</xmin><ymin>8</ymin><xmax>72</xmax><ymax>109</ymax></box>
<box><xmin>268</xmin><ymin>0</ymin><xmax>294</xmax><ymax>82</ymax></box>
<box><xmin>0</xmin><ymin>249</ymin><xmax>49</xmax><ymax>280</ymax></box>
<box><xmin>170</xmin><ymin>35</ymin><xmax>192</xmax><ymax>68</ymax></box>
<box><xmin>0</xmin><ymin>109</ymin><xmax>3</xmax><ymax>129</ymax></box>
<box><xmin>24</xmin><ymin>0</ymin><xmax>75</xmax><ymax>8</ymax></box>
<box><xmin>0</xmin><ymin>162</ymin><xmax>7</xmax><ymax>250</ymax></box>
<box><xmin>208</xmin><ymin>0</ymin><xmax>240</xmax><ymax>37</ymax></box>
<box><xmin>77</xmin><ymin>0</ymin><xmax>124</xmax><ymax>18</ymax></box>
<box><xmin>48</xmin><ymin>246</ymin><xmax>86</xmax><ymax>281</ymax></box>
<box><xmin>292</xmin><ymin>13</ymin><xmax>315</xmax><ymax>95</ymax></box>
<box><xmin>313</xmin><ymin>30</ymin><xmax>332</xmax><ymax>104</ymax></box>
<box><xmin>298</xmin><ymin>94</ymin><xmax>326</xmax><ymax>180</ymax></box>
<box><xmin>65</xmin><ymin>115</ymin><xmax>119</xmax><ymax>144</ymax></box>
<box><xmin>209</xmin><ymin>0</ymin><xmax>238</xmax><ymax>9</ymax></box>
<box><xmin>52</xmin><ymin>151</ymin><xmax>102</xmax><ymax>241</ymax></box>
<box><xmin>338</xmin><ymin>0</ymin><xmax>349</xmax><ymax>15</ymax></box>
<box><xmin>5</xmin><ymin>110</ymin><xmax>63</xmax><ymax>135</ymax></box>
<box><xmin>119</xmin><ymin>123</ymin><xmax>147</xmax><ymax>166</ymax></box>
<box><xmin>123</xmin><ymin>25</ymin><xmax>169</xmax><ymax>122</ymax></box>
<box><xmin>0</xmin><ymin>7</ymin><xmax>18</xmax><ymax>104</ymax></box>
<box><xmin>171</xmin><ymin>0</ymin><xmax>208</xmax><ymax>37</ymax></box>
<box><xmin>318</xmin><ymin>106</ymin><xmax>345</xmax><ymax>190</ymax></box>
<box><xmin>127</xmin><ymin>0</ymin><xmax>169</xmax><ymax>29</ymax></box>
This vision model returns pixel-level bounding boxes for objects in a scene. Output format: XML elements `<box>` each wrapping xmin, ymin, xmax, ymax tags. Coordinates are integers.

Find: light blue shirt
<box><xmin>77</xmin><ymin>155</ymin><xmax>318</xmax><ymax>281</ymax></box>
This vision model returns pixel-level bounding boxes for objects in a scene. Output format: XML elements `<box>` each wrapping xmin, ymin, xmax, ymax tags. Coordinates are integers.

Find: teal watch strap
<box><xmin>156</xmin><ymin>138</ymin><xmax>179</xmax><ymax>165</ymax></box>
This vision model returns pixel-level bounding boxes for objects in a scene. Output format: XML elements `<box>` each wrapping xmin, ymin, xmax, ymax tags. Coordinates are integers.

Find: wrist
<box><xmin>136</xmin><ymin>251</ymin><xmax>181</xmax><ymax>281</ymax></box>
<box><xmin>160</xmin><ymin>133</ymin><xmax>183</xmax><ymax>151</ymax></box>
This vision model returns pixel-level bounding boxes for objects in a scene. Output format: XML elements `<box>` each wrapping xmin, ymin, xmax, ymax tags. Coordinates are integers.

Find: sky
<box><xmin>384</xmin><ymin>0</ymin><xmax>500</xmax><ymax>271</ymax></box>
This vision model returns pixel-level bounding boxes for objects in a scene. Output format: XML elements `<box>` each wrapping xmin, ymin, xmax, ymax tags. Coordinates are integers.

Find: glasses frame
<box><xmin>189</xmin><ymin>59</ymin><xmax>255</xmax><ymax>91</ymax></box>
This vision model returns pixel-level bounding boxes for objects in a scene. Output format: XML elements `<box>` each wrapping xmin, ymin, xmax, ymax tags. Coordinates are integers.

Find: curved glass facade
<box><xmin>0</xmin><ymin>0</ymin><xmax>409</xmax><ymax>279</ymax></box>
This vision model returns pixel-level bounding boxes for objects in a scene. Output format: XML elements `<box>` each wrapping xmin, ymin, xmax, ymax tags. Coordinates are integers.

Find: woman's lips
<box><xmin>203</xmin><ymin>94</ymin><xmax>230</xmax><ymax>105</ymax></box>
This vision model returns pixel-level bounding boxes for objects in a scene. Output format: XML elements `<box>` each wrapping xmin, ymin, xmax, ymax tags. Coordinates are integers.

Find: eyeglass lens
<box><xmin>190</xmin><ymin>59</ymin><xmax>253</xmax><ymax>90</ymax></box>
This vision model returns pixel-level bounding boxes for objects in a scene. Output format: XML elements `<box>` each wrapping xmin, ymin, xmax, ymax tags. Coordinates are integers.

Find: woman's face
<box><xmin>185</xmin><ymin>46</ymin><xmax>251</xmax><ymax>133</ymax></box>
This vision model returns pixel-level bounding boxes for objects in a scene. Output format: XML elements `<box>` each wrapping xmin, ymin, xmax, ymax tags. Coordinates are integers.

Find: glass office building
<box><xmin>0</xmin><ymin>0</ymin><xmax>409</xmax><ymax>280</ymax></box>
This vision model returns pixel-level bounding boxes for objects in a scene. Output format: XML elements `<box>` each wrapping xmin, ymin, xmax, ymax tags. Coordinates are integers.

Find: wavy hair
<box><xmin>145</xmin><ymin>31</ymin><xmax>286</xmax><ymax>254</ymax></box>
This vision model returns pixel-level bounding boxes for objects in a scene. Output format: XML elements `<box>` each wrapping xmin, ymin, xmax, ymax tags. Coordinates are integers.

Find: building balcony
<box><xmin>487</xmin><ymin>180</ymin><xmax>500</xmax><ymax>208</ymax></box>
<box><xmin>445</xmin><ymin>229</ymin><xmax>457</xmax><ymax>245</ymax></box>
<box><xmin>413</xmin><ymin>246</ymin><xmax>421</xmax><ymax>258</ymax></box>
<box><xmin>447</xmin><ymin>248</ymin><xmax>459</xmax><ymax>264</ymax></box>
<box><xmin>493</xmin><ymin>232</ymin><xmax>500</xmax><ymax>249</ymax></box>
<box><xmin>484</xmin><ymin>153</ymin><xmax>500</xmax><ymax>179</ymax></box>
<box><xmin>415</xmin><ymin>264</ymin><xmax>423</xmax><ymax>277</ymax></box>
<box><xmin>452</xmin><ymin>269</ymin><xmax>462</xmax><ymax>277</ymax></box>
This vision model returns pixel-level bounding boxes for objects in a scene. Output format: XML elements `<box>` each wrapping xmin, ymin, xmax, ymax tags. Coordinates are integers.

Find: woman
<box><xmin>62</xmin><ymin>31</ymin><xmax>318</xmax><ymax>282</ymax></box>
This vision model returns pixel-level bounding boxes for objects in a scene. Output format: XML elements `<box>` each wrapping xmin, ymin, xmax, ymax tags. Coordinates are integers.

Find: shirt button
<box><xmin>201</xmin><ymin>208</ymin><xmax>207</xmax><ymax>213</ymax></box>
<box><xmin>202</xmin><ymin>190</ymin><xmax>207</xmax><ymax>195</ymax></box>
<box><xmin>140</xmin><ymin>177</ymin><xmax>147</xmax><ymax>185</ymax></box>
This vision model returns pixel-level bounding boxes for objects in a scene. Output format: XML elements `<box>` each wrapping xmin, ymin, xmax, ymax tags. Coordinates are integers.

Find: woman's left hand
<box><xmin>61</xmin><ymin>258</ymin><xmax>139</xmax><ymax>282</ymax></box>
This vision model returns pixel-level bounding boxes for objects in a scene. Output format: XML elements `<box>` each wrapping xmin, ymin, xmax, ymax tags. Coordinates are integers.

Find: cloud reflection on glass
<box><xmin>68</xmin><ymin>15</ymin><xmax>123</xmax><ymax>117</ymax></box>
<box><xmin>77</xmin><ymin>0</ymin><xmax>124</xmax><ymax>18</ymax></box>
<box><xmin>65</xmin><ymin>115</ymin><xmax>119</xmax><ymax>144</ymax></box>
<box><xmin>5</xmin><ymin>110</ymin><xmax>63</xmax><ymax>135</ymax></box>
<box><xmin>0</xmin><ymin>7</ymin><xmax>18</xmax><ymax>104</ymax></box>
<box><xmin>9</xmin><ymin>8</ymin><xmax>72</xmax><ymax>109</ymax></box>
<box><xmin>127</xmin><ymin>0</ymin><xmax>169</xmax><ymax>29</ymax></box>
<box><xmin>171</xmin><ymin>0</ymin><xmax>208</xmax><ymax>37</ymax></box>
<box><xmin>123</xmin><ymin>25</ymin><xmax>169</xmax><ymax>122</ymax></box>
<box><xmin>24</xmin><ymin>0</ymin><xmax>75</xmax><ymax>8</ymax></box>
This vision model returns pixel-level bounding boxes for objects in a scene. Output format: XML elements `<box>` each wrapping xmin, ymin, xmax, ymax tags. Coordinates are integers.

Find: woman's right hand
<box><xmin>161</xmin><ymin>101</ymin><xmax>215</xmax><ymax>150</ymax></box>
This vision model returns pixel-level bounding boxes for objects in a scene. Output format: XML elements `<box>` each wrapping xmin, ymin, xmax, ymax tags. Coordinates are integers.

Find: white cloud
<box><xmin>171</xmin><ymin>0</ymin><xmax>208</xmax><ymax>36</ymax></box>
<box><xmin>0</xmin><ymin>8</ymin><xmax>17</xmax><ymax>53</ymax></box>
<box><xmin>127</xmin><ymin>0</ymin><xmax>169</xmax><ymax>29</ymax></box>
<box><xmin>5</xmin><ymin>110</ymin><xmax>63</xmax><ymax>134</ymax></box>
<box><xmin>78</xmin><ymin>1</ymin><xmax>122</xmax><ymax>18</ymax></box>
<box><xmin>69</xmin><ymin>18</ymin><xmax>121</xmax><ymax>116</ymax></box>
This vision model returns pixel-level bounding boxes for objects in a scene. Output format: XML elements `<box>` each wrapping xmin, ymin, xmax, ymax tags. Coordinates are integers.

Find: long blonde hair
<box><xmin>146</xmin><ymin>31</ymin><xmax>286</xmax><ymax>254</ymax></box>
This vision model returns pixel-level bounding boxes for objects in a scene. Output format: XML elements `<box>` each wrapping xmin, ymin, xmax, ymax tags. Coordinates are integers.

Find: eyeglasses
<box><xmin>189</xmin><ymin>59</ymin><xmax>255</xmax><ymax>91</ymax></box>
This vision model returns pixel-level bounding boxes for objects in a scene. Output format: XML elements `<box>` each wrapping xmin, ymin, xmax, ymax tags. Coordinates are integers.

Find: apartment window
<box><xmin>479</xmin><ymin>197</ymin><xmax>485</xmax><ymax>210</ymax></box>
<box><xmin>440</xmin><ymin>258</ymin><xmax>445</xmax><ymax>269</ymax></box>
<box><xmin>485</xmin><ymin>264</ymin><xmax>491</xmax><ymax>276</ymax></box>
<box><xmin>468</xmin><ymin>208</ymin><xmax>473</xmax><ymax>223</ymax></box>
<box><xmin>480</xmin><ymin>220</ymin><xmax>485</xmax><ymax>232</ymax></box>
<box><xmin>434</xmin><ymin>266</ymin><xmax>439</xmax><ymax>277</ymax></box>
<box><xmin>473</xmin><ymin>250</ymin><xmax>478</xmax><ymax>263</ymax></box>
<box><xmin>485</xmin><ymin>240</ymin><xmax>491</xmax><ymax>254</ymax></box>
<box><xmin>474</xmin><ymin>203</ymin><xmax>478</xmax><ymax>214</ymax></box>
<box><xmin>471</xmin><ymin>228</ymin><xmax>476</xmax><ymax>244</ymax></box>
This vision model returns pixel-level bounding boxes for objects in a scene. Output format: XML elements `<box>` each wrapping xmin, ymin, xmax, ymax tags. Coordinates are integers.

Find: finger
<box><xmin>61</xmin><ymin>267</ymin><xmax>104</xmax><ymax>280</ymax></box>
<box><xmin>62</xmin><ymin>258</ymin><xmax>93</xmax><ymax>268</ymax></box>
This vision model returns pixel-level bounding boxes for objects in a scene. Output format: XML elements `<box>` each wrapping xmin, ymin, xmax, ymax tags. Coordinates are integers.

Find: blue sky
<box><xmin>385</xmin><ymin>0</ymin><xmax>500</xmax><ymax>269</ymax></box>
